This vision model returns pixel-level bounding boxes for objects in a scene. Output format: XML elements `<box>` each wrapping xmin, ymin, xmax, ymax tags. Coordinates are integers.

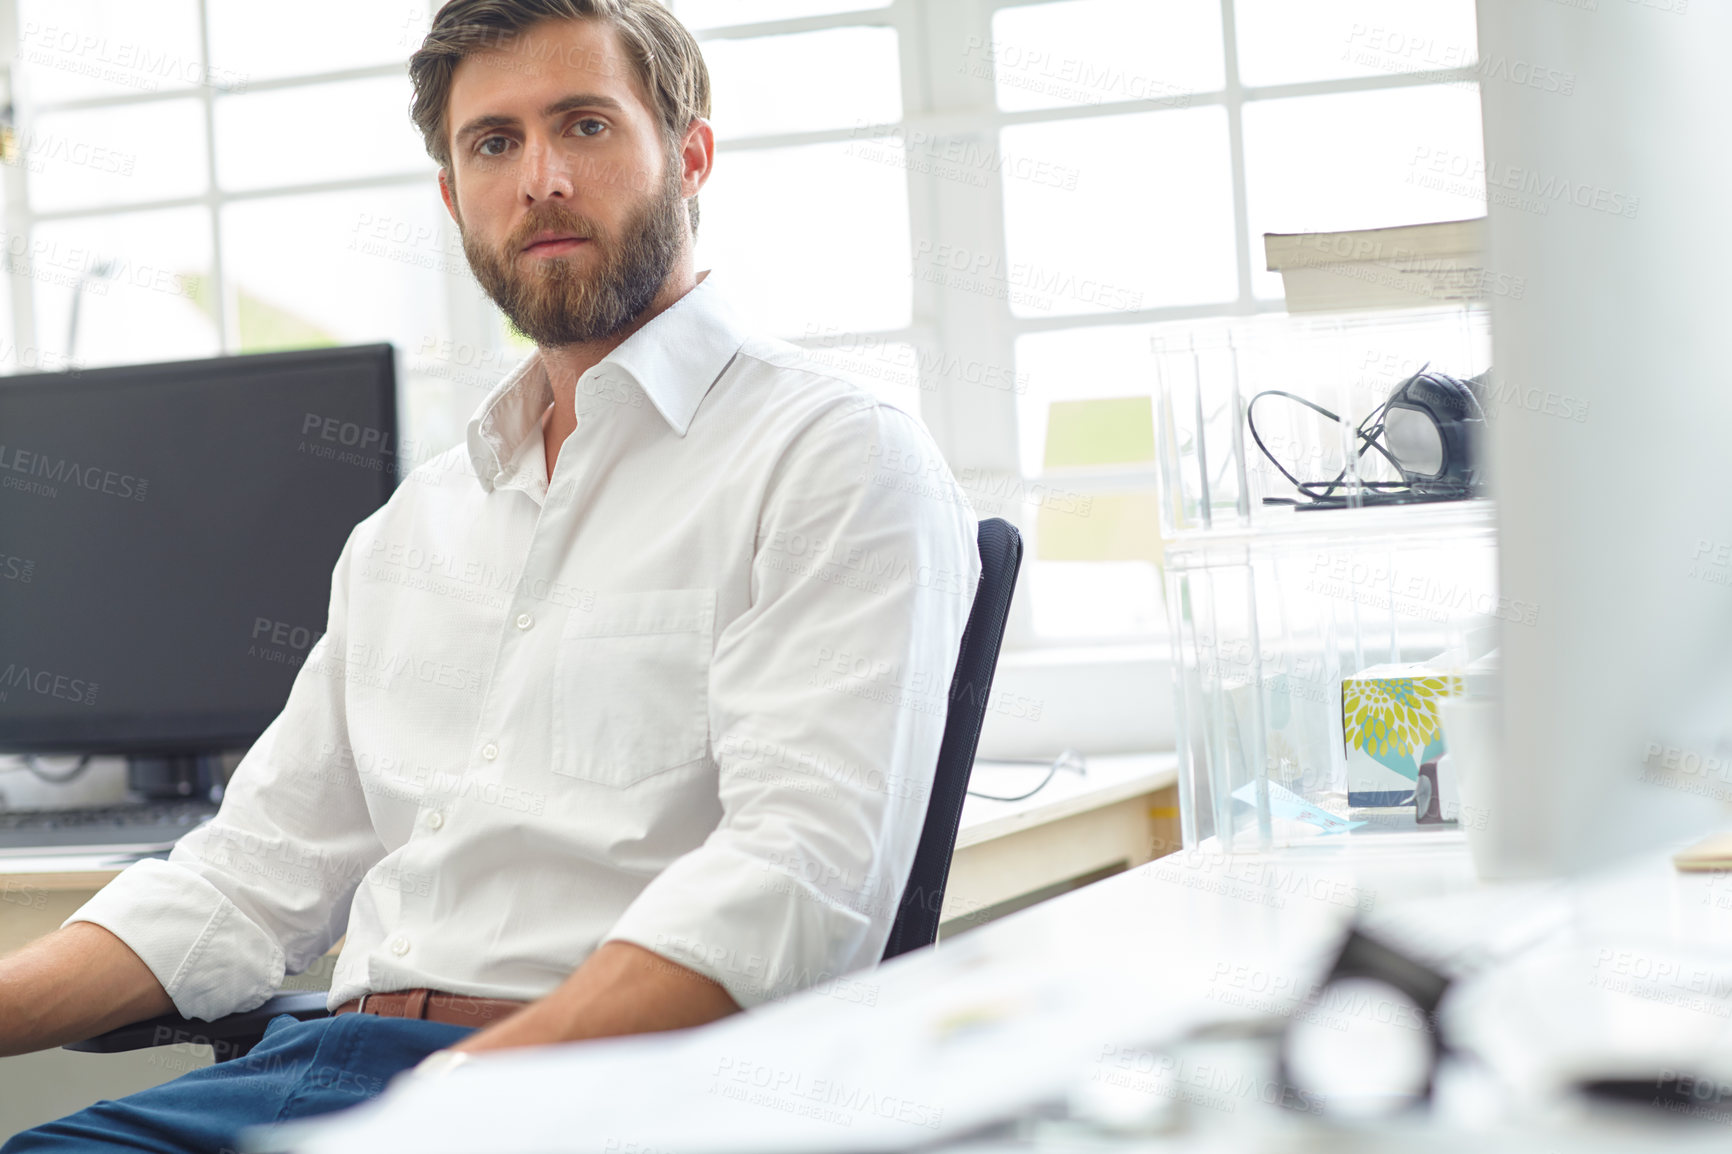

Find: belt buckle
<box><xmin>357</xmin><ymin>993</ymin><xmax>370</xmax><ymax>1015</ymax></box>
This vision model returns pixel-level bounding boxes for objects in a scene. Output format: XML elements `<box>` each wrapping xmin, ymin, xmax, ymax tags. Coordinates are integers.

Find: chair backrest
<box><xmin>880</xmin><ymin>518</ymin><xmax>1023</xmax><ymax>961</ymax></box>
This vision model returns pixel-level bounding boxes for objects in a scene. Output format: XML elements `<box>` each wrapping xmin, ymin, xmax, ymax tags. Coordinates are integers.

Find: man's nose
<box><xmin>519</xmin><ymin>134</ymin><xmax>575</xmax><ymax>203</ymax></box>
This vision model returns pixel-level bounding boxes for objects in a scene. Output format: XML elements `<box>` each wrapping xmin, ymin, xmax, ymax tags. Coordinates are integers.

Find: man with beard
<box><xmin>0</xmin><ymin>2</ymin><xmax>979</xmax><ymax>1149</ymax></box>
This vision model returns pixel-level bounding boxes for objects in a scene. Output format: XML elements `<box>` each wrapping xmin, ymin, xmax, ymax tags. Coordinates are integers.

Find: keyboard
<box><xmin>0</xmin><ymin>799</ymin><xmax>219</xmax><ymax>855</ymax></box>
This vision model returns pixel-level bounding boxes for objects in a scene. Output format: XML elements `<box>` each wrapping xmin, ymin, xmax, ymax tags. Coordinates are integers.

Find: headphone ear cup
<box><xmin>1407</xmin><ymin>370</ymin><xmax>1480</xmax><ymax>421</ymax></box>
<box><xmin>1383</xmin><ymin>403</ymin><xmax>1447</xmax><ymax>479</ymax></box>
<box><xmin>1382</xmin><ymin>371</ymin><xmax>1486</xmax><ymax>497</ymax></box>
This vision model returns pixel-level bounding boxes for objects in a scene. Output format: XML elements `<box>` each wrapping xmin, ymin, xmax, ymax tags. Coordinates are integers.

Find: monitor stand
<box><xmin>127</xmin><ymin>753</ymin><xmax>222</xmax><ymax>802</ymax></box>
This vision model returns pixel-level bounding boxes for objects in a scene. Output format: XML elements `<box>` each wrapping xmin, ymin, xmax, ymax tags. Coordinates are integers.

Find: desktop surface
<box><xmin>247</xmin><ymin>832</ymin><xmax>1732</xmax><ymax>1154</ymax></box>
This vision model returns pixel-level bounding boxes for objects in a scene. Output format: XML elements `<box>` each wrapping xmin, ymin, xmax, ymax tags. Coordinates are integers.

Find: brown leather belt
<box><xmin>333</xmin><ymin>988</ymin><xmax>528</xmax><ymax>1027</ymax></box>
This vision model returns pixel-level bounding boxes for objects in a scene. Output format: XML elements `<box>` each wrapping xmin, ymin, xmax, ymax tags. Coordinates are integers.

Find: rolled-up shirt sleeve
<box><xmin>603</xmin><ymin>400</ymin><xmax>980</xmax><ymax>1008</ymax></box>
<box><xmin>64</xmin><ymin>520</ymin><xmax>386</xmax><ymax>1022</ymax></box>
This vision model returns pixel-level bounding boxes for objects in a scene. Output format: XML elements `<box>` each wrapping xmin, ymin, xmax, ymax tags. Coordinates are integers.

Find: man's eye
<box><xmin>477</xmin><ymin>136</ymin><xmax>510</xmax><ymax>157</ymax></box>
<box><xmin>573</xmin><ymin>119</ymin><xmax>605</xmax><ymax>137</ymax></box>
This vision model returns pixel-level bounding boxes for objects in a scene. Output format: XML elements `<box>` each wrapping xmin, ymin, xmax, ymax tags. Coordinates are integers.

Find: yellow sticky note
<box><xmin>1043</xmin><ymin>397</ymin><xmax>1156</xmax><ymax>470</ymax></box>
<box><xmin>1036</xmin><ymin>491</ymin><xmax>1162</xmax><ymax>563</ymax></box>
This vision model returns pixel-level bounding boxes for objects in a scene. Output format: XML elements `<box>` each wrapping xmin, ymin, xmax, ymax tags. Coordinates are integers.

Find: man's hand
<box><xmin>444</xmin><ymin>941</ymin><xmax>738</xmax><ymax>1055</ymax></box>
<box><xmin>0</xmin><ymin>922</ymin><xmax>175</xmax><ymax>1057</ymax></box>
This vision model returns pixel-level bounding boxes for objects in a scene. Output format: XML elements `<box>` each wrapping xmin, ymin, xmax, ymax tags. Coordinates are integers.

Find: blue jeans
<box><xmin>2</xmin><ymin>1012</ymin><xmax>475</xmax><ymax>1153</ymax></box>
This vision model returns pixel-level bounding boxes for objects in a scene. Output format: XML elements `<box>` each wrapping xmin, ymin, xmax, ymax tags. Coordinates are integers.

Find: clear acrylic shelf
<box><xmin>1153</xmin><ymin>306</ymin><xmax>1499</xmax><ymax>854</ymax></box>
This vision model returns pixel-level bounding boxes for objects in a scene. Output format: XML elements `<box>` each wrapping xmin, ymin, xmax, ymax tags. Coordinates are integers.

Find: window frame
<box><xmin>0</xmin><ymin>0</ymin><xmax>499</xmax><ymax>375</ymax></box>
<box><xmin>0</xmin><ymin>0</ymin><xmax>1479</xmax><ymax>659</ymax></box>
<box><xmin>731</xmin><ymin>0</ymin><xmax>1478</xmax><ymax>651</ymax></box>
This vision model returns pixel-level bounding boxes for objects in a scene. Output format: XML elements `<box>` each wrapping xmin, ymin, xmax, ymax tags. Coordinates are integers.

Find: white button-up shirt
<box><xmin>67</xmin><ymin>271</ymin><xmax>981</xmax><ymax>1018</ymax></box>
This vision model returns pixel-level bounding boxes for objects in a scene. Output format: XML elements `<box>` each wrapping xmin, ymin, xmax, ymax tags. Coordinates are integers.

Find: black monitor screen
<box><xmin>0</xmin><ymin>344</ymin><xmax>397</xmax><ymax>754</ymax></box>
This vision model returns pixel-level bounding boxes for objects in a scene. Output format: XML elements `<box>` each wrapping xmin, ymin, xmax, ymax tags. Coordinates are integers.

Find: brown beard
<box><xmin>460</xmin><ymin>156</ymin><xmax>685</xmax><ymax>347</ymax></box>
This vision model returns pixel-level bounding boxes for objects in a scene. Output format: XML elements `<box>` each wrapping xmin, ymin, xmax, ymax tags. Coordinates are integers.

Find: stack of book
<box><xmin>1264</xmin><ymin>218</ymin><xmax>1493</xmax><ymax>312</ymax></box>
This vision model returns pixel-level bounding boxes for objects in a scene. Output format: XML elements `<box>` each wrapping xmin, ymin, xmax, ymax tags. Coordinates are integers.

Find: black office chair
<box><xmin>68</xmin><ymin>518</ymin><xmax>1023</xmax><ymax>1059</ymax></box>
<box><xmin>881</xmin><ymin>516</ymin><xmax>1021</xmax><ymax>958</ymax></box>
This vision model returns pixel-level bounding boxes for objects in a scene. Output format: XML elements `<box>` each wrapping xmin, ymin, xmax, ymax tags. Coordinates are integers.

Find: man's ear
<box><xmin>680</xmin><ymin>117</ymin><xmax>715</xmax><ymax>200</ymax></box>
<box><xmin>438</xmin><ymin>167</ymin><xmax>460</xmax><ymax>224</ymax></box>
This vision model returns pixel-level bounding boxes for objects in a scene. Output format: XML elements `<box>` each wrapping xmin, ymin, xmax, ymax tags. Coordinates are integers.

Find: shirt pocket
<box><xmin>551</xmin><ymin>587</ymin><xmax>715</xmax><ymax>788</ymax></box>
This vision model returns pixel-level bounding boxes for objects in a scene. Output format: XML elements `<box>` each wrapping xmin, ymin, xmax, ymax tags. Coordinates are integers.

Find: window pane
<box><xmin>16</xmin><ymin>0</ymin><xmax>206</xmax><ymax>103</ymax></box>
<box><xmin>29</xmin><ymin>208</ymin><xmax>218</xmax><ymax>368</ymax></box>
<box><xmin>221</xmin><ymin>187</ymin><xmax>454</xmax><ymax>357</ymax></box>
<box><xmin>692</xmin><ymin>140</ymin><xmax>910</xmax><ymax>336</ymax></box>
<box><xmin>215</xmin><ymin>77</ymin><xmax>430</xmax><ymax>191</ymax></box>
<box><xmin>26</xmin><ymin>100</ymin><xmax>207</xmax><ymax>213</ymax></box>
<box><xmin>1236</xmin><ymin>0</ymin><xmax>1478</xmax><ymax>88</ymax></box>
<box><xmin>1029</xmin><ymin>561</ymin><xmax>1164</xmax><ymax>640</ymax></box>
<box><xmin>706</xmin><ymin>28</ymin><xmax>901</xmax><ymax>138</ymax></box>
<box><xmin>988</xmin><ymin>0</ymin><xmax>1224</xmax><ymax>112</ymax></box>
<box><xmin>1014</xmin><ymin>325</ymin><xmax>1157</xmax><ymax>477</ymax></box>
<box><xmin>207</xmin><ymin>0</ymin><xmax>428</xmax><ymax>83</ymax></box>
<box><xmin>1001</xmin><ymin>108</ymin><xmax>1236</xmax><ymax>319</ymax></box>
<box><xmin>0</xmin><ymin>174</ymin><xmax>18</xmax><ymax>371</ymax></box>
<box><xmin>675</xmin><ymin>0</ymin><xmax>889</xmax><ymax>31</ymax></box>
<box><xmin>1242</xmin><ymin>85</ymin><xmax>1484</xmax><ymax>299</ymax></box>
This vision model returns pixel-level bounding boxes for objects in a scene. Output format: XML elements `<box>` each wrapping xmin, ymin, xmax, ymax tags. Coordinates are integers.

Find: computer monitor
<box><xmin>1478</xmin><ymin>5</ymin><xmax>1732</xmax><ymax>875</ymax></box>
<box><xmin>0</xmin><ymin>344</ymin><xmax>397</xmax><ymax>793</ymax></box>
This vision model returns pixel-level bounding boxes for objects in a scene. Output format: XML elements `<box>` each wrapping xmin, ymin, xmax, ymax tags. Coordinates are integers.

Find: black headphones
<box><xmin>1247</xmin><ymin>365</ymin><xmax>1486</xmax><ymax>509</ymax></box>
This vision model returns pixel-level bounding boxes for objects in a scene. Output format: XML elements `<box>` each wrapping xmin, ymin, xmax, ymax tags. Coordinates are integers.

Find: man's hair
<box><xmin>409</xmin><ymin>0</ymin><xmax>710</xmax><ymax>231</ymax></box>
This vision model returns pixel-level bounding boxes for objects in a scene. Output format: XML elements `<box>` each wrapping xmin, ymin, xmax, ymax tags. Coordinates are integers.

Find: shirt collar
<box><xmin>465</xmin><ymin>270</ymin><xmax>749</xmax><ymax>492</ymax></box>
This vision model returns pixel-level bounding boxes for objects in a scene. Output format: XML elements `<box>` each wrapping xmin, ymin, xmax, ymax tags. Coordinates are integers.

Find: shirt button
<box><xmin>481</xmin><ymin>742</ymin><xmax>498</xmax><ymax>761</ymax></box>
<box><xmin>516</xmin><ymin>612</ymin><xmax>533</xmax><ymax>630</ymax></box>
<box><xmin>390</xmin><ymin>937</ymin><xmax>410</xmax><ymax>957</ymax></box>
<box><xmin>426</xmin><ymin>811</ymin><xmax>444</xmax><ymax>831</ymax></box>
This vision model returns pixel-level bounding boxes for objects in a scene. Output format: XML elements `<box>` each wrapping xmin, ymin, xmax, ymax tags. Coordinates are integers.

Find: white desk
<box><xmin>0</xmin><ymin>753</ymin><xmax>1182</xmax><ymax>957</ymax></box>
<box><xmin>0</xmin><ymin>854</ymin><xmax>133</xmax><ymax>956</ymax></box>
<box><xmin>265</xmin><ymin>832</ymin><xmax>1732</xmax><ymax>1154</ymax></box>
<box><xmin>943</xmin><ymin>753</ymin><xmax>1178</xmax><ymax>926</ymax></box>
<box><xmin>0</xmin><ymin>754</ymin><xmax>1176</xmax><ymax>1137</ymax></box>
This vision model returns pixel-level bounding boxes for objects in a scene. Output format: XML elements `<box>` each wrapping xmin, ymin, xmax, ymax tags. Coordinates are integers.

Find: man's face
<box><xmin>440</xmin><ymin>18</ymin><xmax>689</xmax><ymax>346</ymax></box>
